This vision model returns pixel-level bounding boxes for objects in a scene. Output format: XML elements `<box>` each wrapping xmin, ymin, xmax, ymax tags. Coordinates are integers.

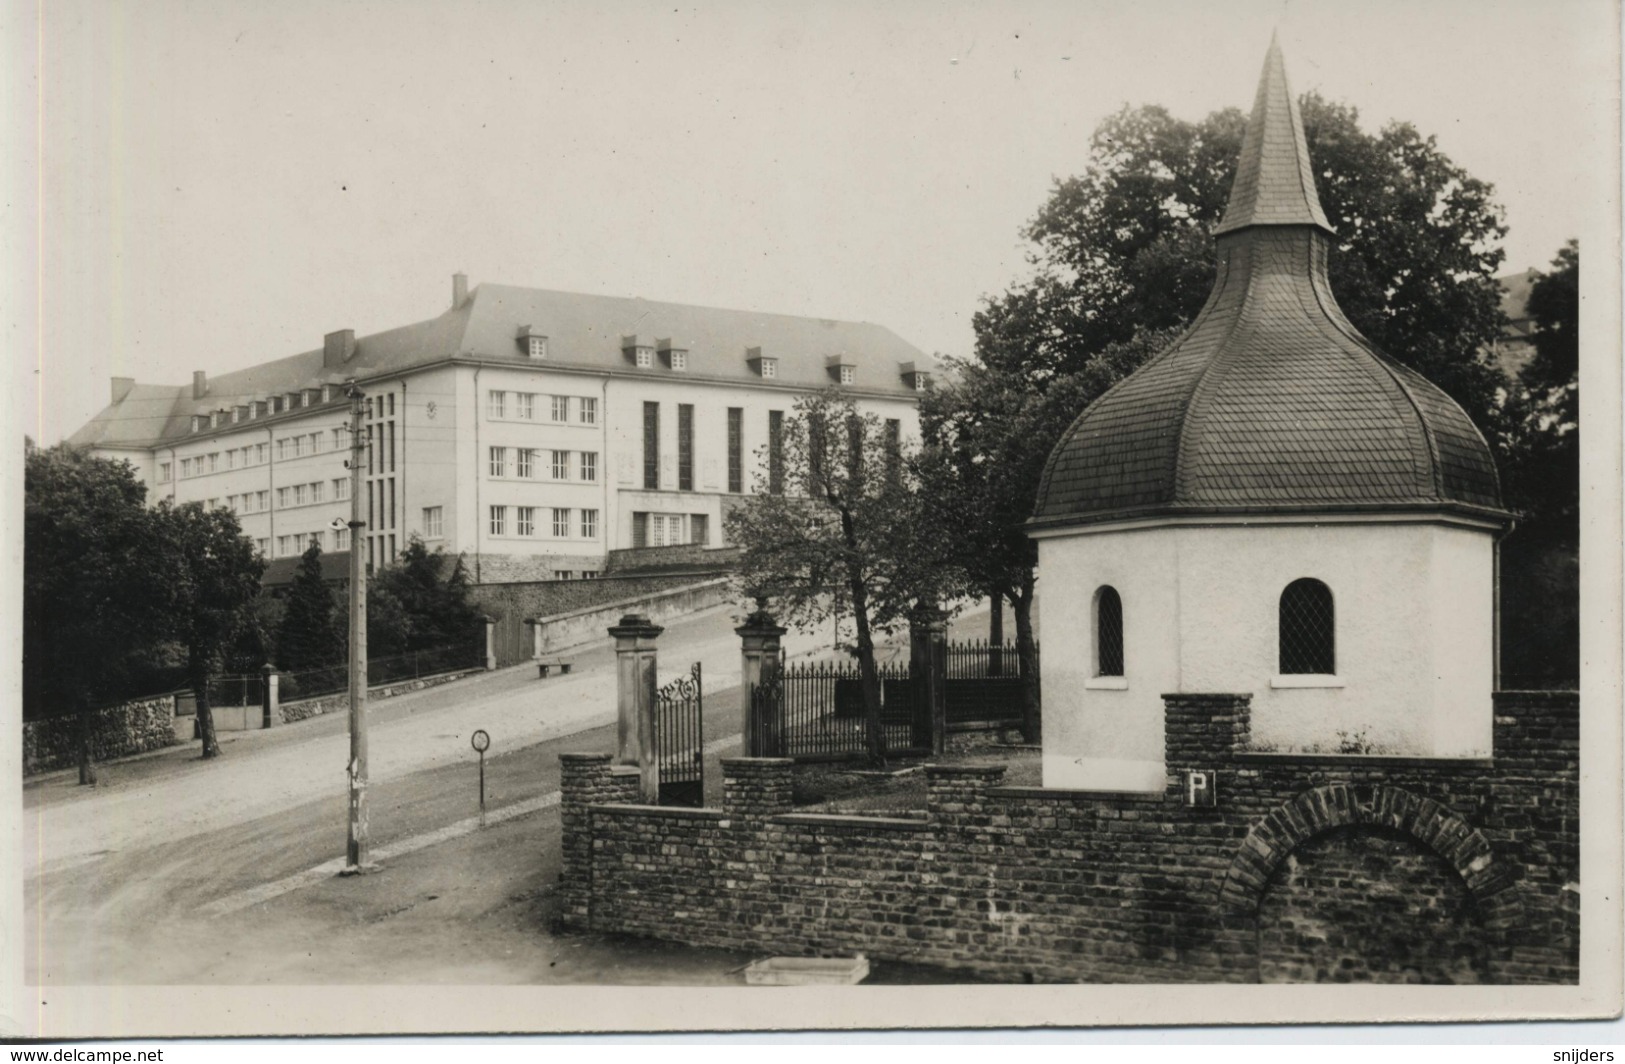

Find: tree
<box><xmin>977</xmin><ymin>96</ymin><xmax>1511</xmax><ymax>439</ymax></box>
<box><xmin>725</xmin><ymin>389</ymin><xmax>967</xmax><ymax>760</ymax></box>
<box><xmin>917</xmin><ymin>330</ymin><xmax>1175</xmax><ymax>741</ymax></box>
<box><xmin>277</xmin><ymin>543</ymin><xmax>342</xmax><ymax>673</ymax></box>
<box><xmin>1498</xmin><ymin>240</ymin><xmax>1580</xmax><ymax>686</ymax></box>
<box><xmin>152</xmin><ymin>501</ymin><xmax>266</xmax><ymax>759</ymax></box>
<box><xmin>367</xmin><ymin>538</ymin><xmax>484</xmax><ymax>657</ymax></box>
<box><xmin>24</xmin><ymin>447</ymin><xmax>170</xmax><ymax>784</ymax></box>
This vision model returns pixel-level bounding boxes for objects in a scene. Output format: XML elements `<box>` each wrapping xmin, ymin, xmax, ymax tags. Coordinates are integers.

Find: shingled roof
<box><xmin>1031</xmin><ymin>39</ymin><xmax>1507</xmax><ymax>529</ymax></box>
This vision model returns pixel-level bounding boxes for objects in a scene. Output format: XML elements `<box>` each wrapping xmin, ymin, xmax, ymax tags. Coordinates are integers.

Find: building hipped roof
<box><xmin>68</xmin><ymin>286</ymin><xmax>930</xmax><ymax>449</ymax></box>
<box><xmin>1032</xmin><ymin>39</ymin><xmax>1507</xmax><ymax>529</ymax></box>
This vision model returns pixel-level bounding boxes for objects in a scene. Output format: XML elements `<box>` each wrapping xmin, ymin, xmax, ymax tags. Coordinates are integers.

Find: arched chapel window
<box><xmin>1279</xmin><ymin>578</ymin><xmax>1335</xmax><ymax>674</ymax></box>
<box><xmin>1095</xmin><ymin>585</ymin><xmax>1124</xmax><ymax>677</ymax></box>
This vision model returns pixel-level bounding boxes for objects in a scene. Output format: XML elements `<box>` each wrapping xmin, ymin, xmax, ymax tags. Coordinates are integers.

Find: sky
<box><xmin>11</xmin><ymin>0</ymin><xmax>1619</xmax><ymax>446</ymax></box>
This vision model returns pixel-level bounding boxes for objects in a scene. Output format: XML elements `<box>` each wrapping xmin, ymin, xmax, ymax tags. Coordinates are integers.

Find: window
<box><xmin>309</xmin><ymin>432</ymin><xmax>323</xmax><ymax>453</ymax></box>
<box><xmin>677</xmin><ymin>404</ymin><xmax>694</xmax><ymax>491</ymax></box>
<box><xmin>277</xmin><ymin>535</ymin><xmax>292</xmax><ymax>556</ymax></box>
<box><xmin>1279</xmin><ymin>578</ymin><xmax>1335</xmax><ymax>674</ymax></box>
<box><xmin>551</xmin><ymin>395</ymin><xmax>570</xmax><ymax>423</ymax></box>
<box><xmin>293</xmin><ymin>484</ymin><xmax>308</xmax><ymax>506</ymax></box>
<box><xmin>727</xmin><ymin>407</ymin><xmax>743</xmax><ymax>493</ymax></box>
<box><xmin>632</xmin><ymin>512</ymin><xmax>648</xmax><ymax>547</ymax></box>
<box><xmin>517</xmin><ymin>392</ymin><xmax>534</xmax><ymax>420</ymax></box>
<box><xmin>579</xmin><ymin>451</ymin><xmax>597</xmax><ymax>482</ymax></box>
<box><xmin>528</xmin><ymin>336</ymin><xmax>547</xmax><ymax>359</ymax></box>
<box><xmin>276</xmin><ymin>439</ymin><xmax>288</xmax><ymax>461</ymax></box>
<box><xmin>517</xmin><ymin>448</ymin><xmax>534</xmax><ymax>479</ymax></box>
<box><xmin>839</xmin><ymin>365</ymin><xmax>855</xmax><ymax>385</ymax></box>
<box><xmin>226</xmin><ymin>450</ymin><xmax>237</xmax><ymax>470</ymax></box>
<box><xmin>581</xmin><ymin>570</ymin><xmax>599</xmax><ymax>579</ymax></box>
<box><xmin>581</xmin><ymin>508</ymin><xmax>598</xmax><ymax>538</ymax></box>
<box><xmin>555</xmin><ymin>571</ymin><xmax>575</xmax><ymax>581</ymax></box>
<box><xmin>257</xmin><ymin>490</ymin><xmax>269</xmax><ymax>511</ymax></box>
<box><xmin>552</xmin><ymin>507</ymin><xmax>570</xmax><ymax>537</ymax></box>
<box><xmin>768</xmin><ymin>410</ymin><xmax>785</xmax><ymax>495</ymax></box>
<box><xmin>552</xmin><ymin>450</ymin><xmax>570</xmax><ymax>480</ymax></box>
<box><xmin>335</xmin><ymin>527</ymin><xmax>350</xmax><ymax>551</ymax></box>
<box><xmin>158</xmin><ymin>462</ymin><xmax>172</xmax><ymax>483</ymax></box>
<box><xmin>635</xmin><ymin>347</ymin><xmax>653</xmax><ymax>369</ymax></box>
<box><xmin>276</xmin><ymin>487</ymin><xmax>290</xmax><ymax>509</ymax></box>
<box><xmin>487</xmin><ymin>390</ymin><xmax>507</xmax><ymax>419</ymax></box>
<box><xmin>489</xmin><ymin>505</ymin><xmax>507</xmax><ymax>536</ymax></box>
<box><xmin>579</xmin><ymin>397</ymin><xmax>598</xmax><ymax>425</ymax></box>
<box><xmin>256</xmin><ymin>443</ymin><xmax>268</xmax><ymax>464</ymax></box>
<box><xmin>311</xmin><ymin>481</ymin><xmax>324</xmax><ymax>504</ymax></box>
<box><xmin>670</xmin><ymin>350</ymin><xmax>687</xmax><ymax>371</ymax></box>
<box><xmin>1095</xmin><ymin>586</ymin><xmax>1124</xmax><ymax>677</ymax></box>
<box><xmin>690</xmin><ymin>513</ymin><xmax>709</xmax><ymax>545</ymax></box>
<box><xmin>256</xmin><ymin>538</ymin><xmax>269</xmax><ymax>556</ymax></box>
<box><xmin>643</xmin><ymin>402</ymin><xmax>660</xmax><ymax>489</ymax></box>
<box><xmin>207</xmin><ymin>498</ymin><xmax>219</xmax><ymax>510</ymax></box>
<box><xmin>517</xmin><ymin>506</ymin><xmax>535</xmax><ymax>537</ymax></box>
<box><xmin>489</xmin><ymin>446</ymin><xmax>507</xmax><ymax>478</ymax></box>
<box><xmin>760</xmin><ymin>358</ymin><xmax>778</xmax><ymax>379</ymax></box>
<box><xmin>423</xmin><ymin>506</ymin><xmax>443</xmax><ymax>538</ymax></box>
<box><xmin>208</xmin><ymin>453</ymin><xmax>219</xmax><ymax>472</ymax></box>
<box><xmin>334</xmin><ymin>478</ymin><xmax>350</xmax><ymax>500</ymax></box>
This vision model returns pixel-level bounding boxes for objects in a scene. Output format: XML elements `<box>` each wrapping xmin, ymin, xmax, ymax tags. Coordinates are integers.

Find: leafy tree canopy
<box><xmin>277</xmin><ymin>543</ymin><xmax>343</xmax><ymax>673</ymax></box>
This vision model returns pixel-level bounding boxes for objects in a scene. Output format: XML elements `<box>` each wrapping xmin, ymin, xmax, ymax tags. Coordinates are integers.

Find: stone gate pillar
<box><xmin>736</xmin><ymin>602</ymin><xmax>787</xmax><ymax>757</ymax></box>
<box><xmin>261</xmin><ymin>663</ymin><xmax>279</xmax><ymax>729</ymax></box>
<box><xmin>609</xmin><ymin>612</ymin><xmax>664</xmax><ymax>803</ymax></box>
<box><xmin>910</xmin><ymin>602</ymin><xmax>948</xmax><ymax>755</ymax></box>
<box><xmin>481</xmin><ymin>615</ymin><xmax>498</xmax><ymax>671</ymax></box>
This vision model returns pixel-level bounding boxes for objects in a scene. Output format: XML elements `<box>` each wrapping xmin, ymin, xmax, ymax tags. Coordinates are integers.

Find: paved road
<box><xmin>22</xmin><ymin>602</ymin><xmax>972</xmax><ymax>987</ymax></box>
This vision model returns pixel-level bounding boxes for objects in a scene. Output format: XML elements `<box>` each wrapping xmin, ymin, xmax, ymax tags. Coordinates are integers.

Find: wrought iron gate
<box><xmin>655</xmin><ymin>661</ymin><xmax>704</xmax><ymax>806</ymax></box>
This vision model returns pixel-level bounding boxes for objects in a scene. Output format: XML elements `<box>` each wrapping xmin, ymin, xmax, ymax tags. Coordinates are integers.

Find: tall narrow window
<box><xmin>1279</xmin><ymin>578</ymin><xmax>1335</xmax><ymax>674</ymax></box>
<box><xmin>552</xmin><ymin>450</ymin><xmax>570</xmax><ymax>480</ymax></box>
<box><xmin>489</xmin><ymin>505</ymin><xmax>506</xmax><ymax>536</ymax></box>
<box><xmin>643</xmin><ymin>402</ymin><xmax>660</xmax><ymax>489</ymax></box>
<box><xmin>552</xmin><ymin>507</ymin><xmax>570</xmax><ymax>537</ymax></box>
<box><xmin>517</xmin><ymin>448</ymin><xmax>534</xmax><ymax>479</ymax></box>
<box><xmin>807</xmin><ymin>414</ymin><xmax>827</xmax><ymax>492</ymax></box>
<box><xmin>632</xmin><ymin>512</ymin><xmax>649</xmax><ymax>548</ymax></box>
<box><xmin>422</xmin><ymin>506</ymin><xmax>443</xmax><ymax>538</ymax></box>
<box><xmin>727</xmin><ymin>407</ymin><xmax>743</xmax><ymax>493</ymax></box>
<box><xmin>1095</xmin><ymin>586</ymin><xmax>1124</xmax><ymax>677</ymax></box>
<box><xmin>487</xmin><ymin>390</ymin><xmax>507</xmax><ymax>419</ymax></box>
<box><xmin>517</xmin><ymin>393</ymin><xmax>534</xmax><ymax>420</ymax></box>
<box><xmin>768</xmin><ymin>409</ymin><xmax>784</xmax><ymax>495</ymax></box>
<box><xmin>581</xmin><ymin>508</ymin><xmax>599</xmax><ymax>538</ymax></box>
<box><xmin>690</xmin><ymin>513</ymin><xmax>709</xmax><ymax>546</ymax></box>
<box><xmin>677</xmin><ymin>404</ymin><xmax>694</xmax><ymax>491</ymax></box>
<box><xmin>579</xmin><ymin>452</ymin><xmax>598</xmax><ymax>482</ymax></box>
<box><xmin>489</xmin><ymin>446</ymin><xmax>507</xmax><ymax>478</ymax></box>
<box><xmin>517</xmin><ymin>506</ymin><xmax>535</xmax><ymax>537</ymax></box>
<box><xmin>580</xmin><ymin>397</ymin><xmax>598</xmax><ymax>425</ymax></box>
<box><xmin>551</xmin><ymin>395</ymin><xmax>570</xmax><ymax>422</ymax></box>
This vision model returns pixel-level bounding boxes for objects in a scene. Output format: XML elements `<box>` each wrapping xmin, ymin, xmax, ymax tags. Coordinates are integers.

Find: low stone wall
<box><xmin>23</xmin><ymin>695</ymin><xmax>180</xmax><ymax>776</ymax></box>
<box><xmin>277</xmin><ymin>667</ymin><xmax>482</xmax><ymax>725</ymax></box>
<box><xmin>560</xmin><ymin>691</ymin><xmax>1578</xmax><ymax>984</ymax></box>
<box><xmin>606</xmin><ymin>543</ymin><xmax>741</xmax><ymax>574</ymax></box>
<box><xmin>530</xmin><ymin>578</ymin><xmax>734</xmax><ymax>655</ymax></box>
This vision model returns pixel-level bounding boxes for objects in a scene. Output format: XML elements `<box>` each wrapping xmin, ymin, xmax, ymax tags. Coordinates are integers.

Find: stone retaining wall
<box><xmin>23</xmin><ymin>695</ymin><xmax>180</xmax><ymax>776</ymax></box>
<box><xmin>277</xmin><ymin>667</ymin><xmax>482</xmax><ymax>725</ymax></box>
<box><xmin>560</xmin><ymin>691</ymin><xmax>1578</xmax><ymax>984</ymax></box>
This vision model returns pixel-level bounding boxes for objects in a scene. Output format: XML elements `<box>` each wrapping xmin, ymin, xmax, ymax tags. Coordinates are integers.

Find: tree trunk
<box><xmin>76</xmin><ymin>694</ymin><xmax>97</xmax><ymax>786</ymax></box>
<box><xmin>848</xmin><ymin>575</ymin><xmax>885</xmax><ymax>765</ymax></box>
<box><xmin>989</xmin><ymin>588</ymin><xmax>1005</xmax><ymax>676</ymax></box>
<box><xmin>193</xmin><ymin>670</ymin><xmax>221</xmax><ymax>759</ymax></box>
<box><xmin>1012</xmin><ymin>567</ymin><xmax>1040</xmax><ymax>744</ymax></box>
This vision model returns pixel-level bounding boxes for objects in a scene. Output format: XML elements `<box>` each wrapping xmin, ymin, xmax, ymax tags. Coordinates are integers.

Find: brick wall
<box><xmin>559</xmin><ymin>691</ymin><xmax>1578</xmax><ymax>984</ymax></box>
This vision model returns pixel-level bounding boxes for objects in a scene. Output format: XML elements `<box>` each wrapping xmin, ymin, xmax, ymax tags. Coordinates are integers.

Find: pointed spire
<box><xmin>1213</xmin><ymin>36</ymin><xmax>1335</xmax><ymax>237</ymax></box>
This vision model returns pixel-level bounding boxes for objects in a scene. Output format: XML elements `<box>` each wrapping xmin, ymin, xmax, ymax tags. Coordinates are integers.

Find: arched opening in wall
<box><xmin>1279</xmin><ymin>577</ymin><xmax>1335</xmax><ymax>674</ymax></box>
<box><xmin>1256</xmin><ymin>825</ymin><xmax>1493</xmax><ymax>984</ymax></box>
<box><xmin>1093</xmin><ymin>585</ymin><xmax>1123</xmax><ymax>677</ymax></box>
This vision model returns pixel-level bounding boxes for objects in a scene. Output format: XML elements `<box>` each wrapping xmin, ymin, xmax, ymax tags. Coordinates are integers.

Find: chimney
<box><xmin>453</xmin><ymin>272</ymin><xmax>469</xmax><ymax>308</ymax></box>
<box><xmin>192</xmin><ymin>371</ymin><xmax>208</xmax><ymax>400</ymax></box>
<box><xmin>323</xmin><ymin>329</ymin><xmax>356</xmax><ymax>368</ymax></box>
<box><xmin>111</xmin><ymin>376</ymin><xmax>135</xmax><ymax>404</ymax></box>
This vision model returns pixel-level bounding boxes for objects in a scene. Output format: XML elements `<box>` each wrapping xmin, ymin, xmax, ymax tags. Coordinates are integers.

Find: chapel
<box><xmin>1028</xmin><ymin>38</ymin><xmax>1512</xmax><ymax>792</ymax></box>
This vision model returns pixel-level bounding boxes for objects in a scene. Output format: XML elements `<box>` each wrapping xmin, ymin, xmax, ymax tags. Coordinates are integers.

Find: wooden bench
<box><xmin>536</xmin><ymin>659</ymin><xmax>573</xmax><ymax>678</ymax></box>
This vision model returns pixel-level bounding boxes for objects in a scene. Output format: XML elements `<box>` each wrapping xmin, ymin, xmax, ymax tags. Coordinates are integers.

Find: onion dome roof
<box><xmin>1031</xmin><ymin>38</ymin><xmax>1506</xmax><ymax>529</ymax></box>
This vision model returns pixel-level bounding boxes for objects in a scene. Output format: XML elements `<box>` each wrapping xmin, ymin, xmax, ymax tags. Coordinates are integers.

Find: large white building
<box><xmin>1027</xmin><ymin>41</ymin><xmax>1512</xmax><ymax>791</ymax></box>
<box><xmin>69</xmin><ymin>276</ymin><xmax>931</xmax><ymax>581</ymax></box>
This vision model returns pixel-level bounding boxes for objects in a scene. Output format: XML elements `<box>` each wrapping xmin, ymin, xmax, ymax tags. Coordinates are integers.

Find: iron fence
<box><xmin>944</xmin><ymin>639</ymin><xmax>1038</xmax><ymax>724</ymax></box>
<box><xmin>751</xmin><ymin>656</ymin><xmax>923</xmax><ymax>761</ymax></box>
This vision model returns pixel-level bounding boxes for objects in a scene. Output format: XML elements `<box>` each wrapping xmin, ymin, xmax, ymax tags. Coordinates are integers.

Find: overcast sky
<box><xmin>13</xmin><ymin>0</ymin><xmax>1618</xmax><ymax>445</ymax></box>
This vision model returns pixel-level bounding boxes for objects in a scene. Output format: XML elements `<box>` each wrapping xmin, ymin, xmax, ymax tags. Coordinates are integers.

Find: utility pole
<box><xmin>341</xmin><ymin>379</ymin><xmax>378</xmax><ymax>875</ymax></box>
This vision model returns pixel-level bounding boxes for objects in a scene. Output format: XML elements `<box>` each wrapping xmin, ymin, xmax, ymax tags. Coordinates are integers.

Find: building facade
<box><xmin>70</xmin><ymin>279</ymin><xmax>931</xmax><ymax>581</ymax></box>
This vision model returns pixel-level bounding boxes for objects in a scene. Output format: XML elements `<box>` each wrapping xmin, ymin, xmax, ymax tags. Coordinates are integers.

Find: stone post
<box><xmin>721</xmin><ymin>758</ymin><xmax>794</xmax><ymax>817</ymax></box>
<box><xmin>558</xmin><ymin>752</ymin><xmax>611</xmax><ymax>931</ymax></box>
<box><xmin>608</xmin><ymin>612</ymin><xmax>664</xmax><ymax>804</ymax></box>
<box><xmin>481</xmin><ymin>615</ymin><xmax>498</xmax><ymax>671</ymax></box>
<box><xmin>1162</xmin><ymin>693</ymin><xmax>1251</xmax><ymax>802</ymax></box>
<box><xmin>910</xmin><ymin>603</ymin><xmax>948</xmax><ymax>755</ymax></box>
<box><xmin>925</xmin><ymin>763</ymin><xmax>1006</xmax><ymax>827</ymax></box>
<box><xmin>736</xmin><ymin>602</ymin><xmax>787</xmax><ymax>757</ymax></box>
<box><xmin>260</xmin><ymin>663</ymin><xmax>279</xmax><ymax>729</ymax></box>
<box><xmin>524</xmin><ymin>617</ymin><xmax>542</xmax><ymax>659</ymax></box>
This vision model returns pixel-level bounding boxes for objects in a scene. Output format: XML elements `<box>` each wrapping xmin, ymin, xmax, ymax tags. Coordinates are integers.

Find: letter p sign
<box><xmin>1185</xmin><ymin>769</ymin><xmax>1217</xmax><ymax>808</ymax></box>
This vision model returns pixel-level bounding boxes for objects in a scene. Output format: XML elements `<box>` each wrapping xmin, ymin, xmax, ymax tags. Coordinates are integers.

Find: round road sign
<box><xmin>471</xmin><ymin>729</ymin><xmax>490</xmax><ymax>753</ymax></box>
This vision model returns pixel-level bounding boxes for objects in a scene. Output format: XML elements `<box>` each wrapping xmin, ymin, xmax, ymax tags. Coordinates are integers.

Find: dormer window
<box><xmin>321</xmin><ymin>385</ymin><xmax>333</xmax><ymax>403</ymax></box>
<box><xmin>900</xmin><ymin>361</ymin><xmax>932</xmax><ymax>391</ymax></box>
<box><xmin>622</xmin><ymin>334</ymin><xmax>656</xmax><ymax>368</ymax></box>
<box><xmin>636</xmin><ymin>347</ymin><xmax>653</xmax><ymax>368</ymax></box>
<box><xmin>191</xmin><ymin>415</ymin><xmax>204</xmax><ymax>433</ymax></box>
<box><xmin>747</xmin><ymin>347</ymin><xmax>778</xmax><ymax>379</ymax></box>
<box><xmin>658</xmin><ymin>339</ymin><xmax>689</xmax><ymax>371</ymax></box>
<box><xmin>826</xmin><ymin>354</ymin><xmax>856</xmax><ymax>385</ymax></box>
<box><xmin>518</xmin><ymin>325</ymin><xmax>548</xmax><ymax>359</ymax></box>
<box><xmin>839</xmin><ymin>365</ymin><xmax>855</xmax><ymax>385</ymax></box>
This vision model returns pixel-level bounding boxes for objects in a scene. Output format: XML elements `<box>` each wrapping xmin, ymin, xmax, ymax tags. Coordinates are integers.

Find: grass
<box><xmin>789</xmin><ymin>732</ymin><xmax>1042</xmax><ymax>817</ymax></box>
